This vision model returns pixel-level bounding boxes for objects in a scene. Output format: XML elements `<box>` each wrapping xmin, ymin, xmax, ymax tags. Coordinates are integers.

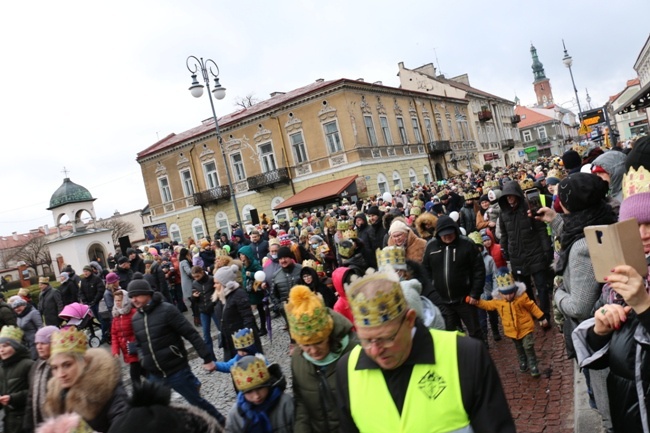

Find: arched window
<box><xmin>423</xmin><ymin>166</ymin><xmax>432</xmax><ymax>184</ymax></box>
<box><xmin>409</xmin><ymin>168</ymin><xmax>418</xmax><ymax>186</ymax></box>
<box><xmin>377</xmin><ymin>173</ymin><xmax>388</xmax><ymax>195</ymax></box>
<box><xmin>191</xmin><ymin>218</ymin><xmax>205</xmax><ymax>241</ymax></box>
<box><xmin>392</xmin><ymin>171</ymin><xmax>402</xmax><ymax>190</ymax></box>
<box><xmin>242</xmin><ymin>205</ymin><xmax>256</xmax><ymax>224</ymax></box>
<box><xmin>169</xmin><ymin>224</ymin><xmax>182</xmax><ymax>243</ymax></box>
<box><xmin>271</xmin><ymin>197</ymin><xmax>288</xmax><ymax>222</ymax></box>
<box><xmin>214</xmin><ymin>212</ymin><xmax>230</xmax><ymax>238</ymax></box>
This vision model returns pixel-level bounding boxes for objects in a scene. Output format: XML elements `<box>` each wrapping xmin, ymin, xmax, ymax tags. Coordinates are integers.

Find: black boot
<box><xmin>515</xmin><ymin>344</ymin><xmax>528</xmax><ymax>372</ymax></box>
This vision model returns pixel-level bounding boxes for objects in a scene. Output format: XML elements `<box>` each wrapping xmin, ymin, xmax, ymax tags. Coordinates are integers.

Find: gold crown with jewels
<box><xmin>336</xmin><ymin>221</ymin><xmax>350</xmax><ymax>231</ymax></box>
<box><xmin>346</xmin><ymin>267</ymin><xmax>407</xmax><ymax>327</ymax></box>
<box><xmin>0</xmin><ymin>326</ymin><xmax>23</xmax><ymax>344</ymax></box>
<box><xmin>231</xmin><ymin>354</ymin><xmax>271</xmax><ymax>392</ymax></box>
<box><xmin>375</xmin><ymin>246</ymin><xmax>406</xmax><ymax>270</ymax></box>
<box><xmin>302</xmin><ymin>259</ymin><xmax>317</xmax><ymax>269</ymax></box>
<box><xmin>232</xmin><ymin>328</ymin><xmax>255</xmax><ymax>350</ymax></box>
<box><xmin>622</xmin><ymin>165</ymin><xmax>650</xmax><ymax>199</ymax></box>
<box><xmin>342</xmin><ymin>229</ymin><xmax>357</xmax><ymax>240</ymax></box>
<box><xmin>464</xmin><ymin>191</ymin><xmax>479</xmax><ymax>200</ymax></box>
<box><xmin>519</xmin><ymin>179</ymin><xmax>535</xmax><ymax>191</ymax></box>
<box><xmin>412</xmin><ymin>199</ymin><xmax>424</xmax><ymax>207</ymax></box>
<box><xmin>496</xmin><ymin>271</ymin><xmax>516</xmax><ymax>293</ymax></box>
<box><xmin>51</xmin><ymin>327</ymin><xmax>88</xmax><ymax>357</ymax></box>
<box><xmin>337</xmin><ymin>240</ymin><xmax>356</xmax><ymax>259</ymax></box>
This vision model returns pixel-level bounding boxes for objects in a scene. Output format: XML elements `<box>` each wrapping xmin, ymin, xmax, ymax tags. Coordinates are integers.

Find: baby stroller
<box><xmin>59</xmin><ymin>303</ymin><xmax>102</xmax><ymax>348</ymax></box>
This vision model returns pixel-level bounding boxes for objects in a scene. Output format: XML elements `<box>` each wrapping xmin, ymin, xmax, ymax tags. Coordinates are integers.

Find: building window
<box><xmin>289</xmin><ymin>131</ymin><xmax>308</xmax><ymax>164</ymax></box>
<box><xmin>258</xmin><ymin>142</ymin><xmax>277</xmax><ymax>173</ymax></box>
<box><xmin>423</xmin><ymin>167</ymin><xmax>432</xmax><ymax>184</ymax></box>
<box><xmin>446</xmin><ymin>113</ymin><xmax>455</xmax><ymax>140</ymax></box>
<box><xmin>231</xmin><ymin>153</ymin><xmax>246</xmax><ymax>181</ymax></box>
<box><xmin>392</xmin><ymin>171</ymin><xmax>402</xmax><ymax>190</ymax></box>
<box><xmin>435</xmin><ymin>113</ymin><xmax>445</xmax><ymax>140</ymax></box>
<box><xmin>396</xmin><ymin>117</ymin><xmax>408</xmax><ymax>144</ymax></box>
<box><xmin>191</xmin><ymin>218</ymin><xmax>205</xmax><ymax>241</ymax></box>
<box><xmin>364</xmin><ymin>115</ymin><xmax>378</xmax><ymax>146</ymax></box>
<box><xmin>242</xmin><ymin>205</ymin><xmax>255</xmax><ymax>223</ymax></box>
<box><xmin>377</xmin><ymin>173</ymin><xmax>388</xmax><ymax>195</ymax></box>
<box><xmin>324</xmin><ymin>121</ymin><xmax>343</xmax><ymax>153</ymax></box>
<box><xmin>424</xmin><ymin>118</ymin><xmax>436</xmax><ymax>143</ymax></box>
<box><xmin>379</xmin><ymin>116</ymin><xmax>393</xmax><ymax>145</ymax></box>
<box><xmin>180</xmin><ymin>169</ymin><xmax>195</xmax><ymax>197</ymax></box>
<box><xmin>169</xmin><ymin>223</ymin><xmax>182</xmax><ymax>243</ymax></box>
<box><xmin>203</xmin><ymin>161</ymin><xmax>219</xmax><ymax>189</ymax></box>
<box><xmin>409</xmin><ymin>168</ymin><xmax>417</xmax><ymax>186</ymax></box>
<box><xmin>215</xmin><ymin>212</ymin><xmax>230</xmax><ymax>238</ymax></box>
<box><xmin>411</xmin><ymin>117</ymin><xmax>423</xmax><ymax>143</ymax></box>
<box><xmin>487</xmin><ymin>125</ymin><xmax>497</xmax><ymax>142</ymax></box>
<box><xmin>271</xmin><ymin>197</ymin><xmax>288</xmax><ymax>222</ymax></box>
<box><xmin>538</xmin><ymin>127</ymin><xmax>547</xmax><ymax>140</ymax></box>
<box><xmin>158</xmin><ymin>176</ymin><xmax>172</xmax><ymax>203</ymax></box>
<box><xmin>522</xmin><ymin>130</ymin><xmax>532</xmax><ymax>142</ymax></box>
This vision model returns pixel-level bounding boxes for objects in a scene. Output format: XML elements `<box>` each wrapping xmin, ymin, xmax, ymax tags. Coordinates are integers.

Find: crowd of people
<box><xmin>0</xmin><ymin>137</ymin><xmax>648</xmax><ymax>432</ymax></box>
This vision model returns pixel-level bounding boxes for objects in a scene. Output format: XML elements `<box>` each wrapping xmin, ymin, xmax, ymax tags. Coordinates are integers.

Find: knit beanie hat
<box><xmin>127</xmin><ymin>273</ymin><xmax>154</xmax><ymax>298</ymax></box>
<box><xmin>366</xmin><ymin>205</ymin><xmax>381</xmax><ymax>216</ymax></box>
<box><xmin>620</xmin><ymin>136</ymin><xmax>650</xmax><ymax>223</ymax></box>
<box><xmin>284</xmin><ymin>285</ymin><xmax>334</xmax><ymax>345</ymax></box>
<box><xmin>388</xmin><ymin>220</ymin><xmax>410</xmax><ymax>235</ymax></box>
<box><xmin>35</xmin><ymin>325</ymin><xmax>60</xmax><ymax>344</ymax></box>
<box><xmin>276</xmin><ymin>246</ymin><xmax>294</xmax><ymax>260</ymax></box>
<box><xmin>11</xmin><ymin>298</ymin><xmax>27</xmax><ymax>309</ymax></box>
<box><xmin>558</xmin><ymin>173</ymin><xmax>609</xmax><ymax>213</ymax></box>
<box><xmin>496</xmin><ymin>267</ymin><xmax>517</xmax><ymax>295</ymax></box>
<box><xmin>214</xmin><ymin>264</ymin><xmax>239</xmax><ymax>287</ymax></box>
<box><xmin>0</xmin><ymin>326</ymin><xmax>24</xmax><ymax>349</ymax></box>
<box><xmin>561</xmin><ymin>150</ymin><xmax>582</xmax><ymax>170</ymax></box>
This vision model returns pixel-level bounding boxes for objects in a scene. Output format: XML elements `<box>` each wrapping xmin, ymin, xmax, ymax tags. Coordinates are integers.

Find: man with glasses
<box><xmin>336</xmin><ymin>268</ymin><xmax>514</xmax><ymax>433</ymax></box>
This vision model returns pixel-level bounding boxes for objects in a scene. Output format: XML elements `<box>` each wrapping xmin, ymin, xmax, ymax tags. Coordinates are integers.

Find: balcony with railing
<box><xmin>501</xmin><ymin>139</ymin><xmax>515</xmax><ymax>151</ymax></box>
<box><xmin>193</xmin><ymin>185</ymin><xmax>231</xmax><ymax>206</ymax></box>
<box><xmin>478</xmin><ymin>107</ymin><xmax>493</xmax><ymax>122</ymax></box>
<box><xmin>510</xmin><ymin>114</ymin><xmax>521</xmax><ymax>124</ymax></box>
<box><xmin>427</xmin><ymin>140</ymin><xmax>451</xmax><ymax>155</ymax></box>
<box><xmin>248</xmin><ymin>167</ymin><xmax>291</xmax><ymax>191</ymax></box>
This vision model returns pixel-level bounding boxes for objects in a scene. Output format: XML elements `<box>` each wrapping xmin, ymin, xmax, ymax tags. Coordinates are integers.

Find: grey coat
<box><xmin>16</xmin><ymin>305</ymin><xmax>42</xmax><ymax>359</ymax></box>
<box><xmin>179</xmin><ymin>260</ymin><xmax>194</xmax><ymax>299</ymax></box>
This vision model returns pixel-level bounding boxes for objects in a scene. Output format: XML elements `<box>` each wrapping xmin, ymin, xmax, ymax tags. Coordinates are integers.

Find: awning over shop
<box><xmin>273</xmin><ymin>175</ymin><xmax>358</xmax><ymax>210</ymax></box>
<box><xmin>617</xmin><ymin>80</ymin><xmax>650</xmax><ymax>114</ymax></box>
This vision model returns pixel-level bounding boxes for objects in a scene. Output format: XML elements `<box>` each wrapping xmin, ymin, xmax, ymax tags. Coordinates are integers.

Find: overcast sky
<box><xmin>1</xmin><ymin>1</ymin><xmax>648</xmax><ymax>236</ymax></box>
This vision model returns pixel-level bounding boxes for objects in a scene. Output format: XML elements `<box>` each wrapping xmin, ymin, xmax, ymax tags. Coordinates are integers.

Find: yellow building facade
<box><xmin>136</xmin><ymin>78</ymin><xmax>471</xmax><ymax>241</ymax></box>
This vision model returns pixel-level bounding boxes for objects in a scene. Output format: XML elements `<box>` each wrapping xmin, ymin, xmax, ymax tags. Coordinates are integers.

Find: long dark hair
<box><xmin>179</xmin><ymin>248</ymin><xmax>190</xmax><ymax>263</ymax></box>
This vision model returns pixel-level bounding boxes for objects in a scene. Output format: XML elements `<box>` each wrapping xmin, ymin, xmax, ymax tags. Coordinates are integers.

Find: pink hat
<box><xmin>106</xmin><ymin>272</ymin><xmax>120</xmax><ymax>284</ymax></box>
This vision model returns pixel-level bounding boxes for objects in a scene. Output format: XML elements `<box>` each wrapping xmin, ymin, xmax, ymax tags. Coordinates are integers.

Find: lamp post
<box><xmin>561</xmin><ymin>40</ymin><xmax>583</xmax><ymax>122</ymax></box>
<box><xmin>186</xmin><ymin>56</ymin><xmax>242</xmax><ymax>230</ymax></box>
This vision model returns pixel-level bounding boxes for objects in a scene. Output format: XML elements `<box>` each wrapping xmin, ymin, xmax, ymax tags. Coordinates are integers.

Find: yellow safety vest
<box><xmin>348</xmin><ymin>329</ymin><xmax>472</xmax><ymax>433</ymax></box>
<box><xmin>540</xmin><ymin>195</ymin><xmax>552</xmax><ymax>235</ymax></box>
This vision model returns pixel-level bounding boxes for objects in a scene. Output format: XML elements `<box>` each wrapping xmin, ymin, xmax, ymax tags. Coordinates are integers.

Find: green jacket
<box><xmin>291</xmin><ymin>310</ymin><xmax>357</xmax><ymax>433</ymax></box>
<box><xmin>239</xmin><ymin>245</ymin><xmax>264</xmax><ymax>305</ymax></box>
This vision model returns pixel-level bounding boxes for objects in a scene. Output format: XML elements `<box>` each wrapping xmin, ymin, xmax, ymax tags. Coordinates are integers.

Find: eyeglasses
<box><xmin>358</xmin><ymin>315</ymin><xmax>406</xmax><ymax>349</ymax></box>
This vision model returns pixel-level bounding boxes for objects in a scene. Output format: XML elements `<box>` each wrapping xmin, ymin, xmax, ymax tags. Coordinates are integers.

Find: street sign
<box><xmin>578</xmin><ymin>121</ymin><xmax>591</xmax><ymax>135</ymax></box>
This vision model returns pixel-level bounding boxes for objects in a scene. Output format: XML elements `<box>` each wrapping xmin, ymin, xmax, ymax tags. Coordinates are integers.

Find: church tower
<box><xmin>531</xmin><ymin>44</ymin><xmax>554</xmax><ymax>107</ymax></box>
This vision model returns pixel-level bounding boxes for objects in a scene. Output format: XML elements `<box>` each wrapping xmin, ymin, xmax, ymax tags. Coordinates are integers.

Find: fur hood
<box><xmin>490</xmin><ymin>281</ymin><xmax>527</xmax><ymax>300</ymax></box>
<box><xmin>414</xmin><ymin>212</ymin><xmax>438</xmax><ymax>240</ymax></box>
<box><xmin>45</xmin><ymin>348</ymin><xmax>122</xmax><ymax>423</ymax></box>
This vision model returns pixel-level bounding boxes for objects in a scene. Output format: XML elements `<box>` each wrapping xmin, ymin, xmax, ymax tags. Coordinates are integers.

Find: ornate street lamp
<box><xmin>186</xmin><ymin>56</ymin><xmax>242</xmax><ymax>230</ymax></box>
<box><xmin>561</xmin><ymin>40</ymin><xmax>583</xmax><ymax>121</ymax></box>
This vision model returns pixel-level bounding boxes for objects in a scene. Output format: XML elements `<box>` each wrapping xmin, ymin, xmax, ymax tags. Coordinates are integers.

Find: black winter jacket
<box><xmin>132</xmin><ymin>292</ymin><xmax>212</xmax><ymax>377</ymax></box>
<box><xmin>58</xmin><ymin>279</ymin><xmax>79</xmax><ymax>305</ymax></box>
<box><xmin>498</xmin><ymin>181</ymin><xmax>552</xmax><ymax>276</ymax></box>
<box><xmin>0</xmin><ymin>346</ymin><xmax>33</xmax><ymax>433</ymax></box>
<box><xmin>79</xmin><ymin>274</ymin><xmax>105</xmax><ymax>307</ymax></box>
<box><xmin>221</xmin><ymin>287</ymin><xmax>261</xmax><ymax>361</ymax></box>
<box><xmin>37</xmin><ymin>286</ymin><xmax>63</xmax><ymax>327</ymax></box>
<box><xmin>423</xmin><ymin>216</ymin><xmax>485</xmax><ymax>302</ymax></box>
<box><xmin>191</xmin><ymin>274</ymin><xmax>215</xmax><ymax>314</ymax></box>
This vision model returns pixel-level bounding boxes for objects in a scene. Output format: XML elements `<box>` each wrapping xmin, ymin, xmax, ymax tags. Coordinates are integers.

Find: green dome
<box><xmin>47</xmin><ymin>178</ymin><xmax>95</xmax><ymax>210</ymax></box>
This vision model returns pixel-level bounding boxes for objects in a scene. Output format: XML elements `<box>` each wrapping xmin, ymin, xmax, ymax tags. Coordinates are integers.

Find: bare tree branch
<box><xmin>13</xmin><ymin>236</ymin><xmax>51</xmax><ymax>274</ymax></box>
<box><xmin>233</xmin><ymin>93</ymin><xmax>259</xmax><ymax>109</ymax></box>
<box><xmin>96</xmin><ymin>219</ymin><xmax>136</xmax><ymax>245</ymax></box>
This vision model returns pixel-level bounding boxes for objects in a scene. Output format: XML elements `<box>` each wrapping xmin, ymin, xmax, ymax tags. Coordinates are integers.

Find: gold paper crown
<box><xmin>464</xmin><ymin>191</ymin><xmax>479</xmax><ymax>200</ymax></box>
<box><xmin>519</xmin><ymin>179</ymin><xmax>535</xmax><ymax>191</ymax></box>
<box><xmin>337</xmin><ymin>240</ymin><xmax>355</xmax><ymax>259</ymax></box>
<box><xmin>496</xmin><ymin>272</ymin><xmax>516</xmax><ymax>290</ymax></box>
<box><xmin>546</xmin><ymin>169</ymin><xmax>564</xmax><ymax>180</ymax></box>
<box><xmin>336</xmin><ymin>220</ymin><xmax>350</xmax><ymax>231</ymax></box>
<box><xmin>0</xmin><ymin>326</ymin><xmax>23</xmax><ymax>344</ymax></box>
<box><xmin>622</xmin><ymin>165</ymin><xmax>650</xmax><ymax>199</ymax></box>
<box><xmin>214</xmin><ymin>248</ymin><xmax>230</xmax><ymax>257</ymax></box>
<box><xmin>410</xmin><ymin>206</ymin><xmax>422</xmax><ymax>216</ymax></box>
<box><xmin>51</xmin><ymin>327</ymin><xmax>88</xmax><ymax>357</ymax></box>
<box><xmin>342</xmin><ymin>229</ymin><xmax>357</xmax><ymax>240</ymax></box>
<box><xmin>484</xmin><ymin>180</ymin><xmax>498</xmax><ymax>189</ymax></box>
<box><xmin>231</xmin><ymin>354</ymin><xmax>271</xmax><ymax>392</ymax></box>
<box><xmin>573</xmin><ymin>144</ymin><xmax>588</xmax><ymax>157</ymax></box>
<box><xmin>412</xmin><ymin>199</ymin><xmax>424</xmax><ymax>208</ymax></box>
<box><xmin>316</xmin><ymin>263</ymin><xmax>325</xmax><ymax>274</ymax></box>
<box><xmin>232</xmin><ymin>328</ymin><xmax>255</xmax><ymax>350</ymax></box>
<box><xmin>376</xmin><ymin>247</ymin><xmax>406</xmax><ymax>270</ymax></box>
<box><xmin>302</xmin><ymin>259</ymin><xmax>317</xmax><ymax>269</ymax></box>
<box><xmin>346</xmin><ymin>268</ymin><xmax>408</xmax><ymax>327</ymax></box>
<box><xmin>285</xmin><ymin>285</ymin><xmax>334</xmax><ymax>345</ymax></box>
<box><xmin>467</xmin><ymin>231</ymin><xmax>483</xmax><ymax>245</ymax></box>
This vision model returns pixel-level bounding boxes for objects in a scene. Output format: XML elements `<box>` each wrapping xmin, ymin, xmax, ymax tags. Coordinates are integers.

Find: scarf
<box><xmin>555</xmin><ymin>201</ymin><xmax>616</xmax><ymax>275</ymax></box>
<box><xmin>236</xmin><ymin>386</ymin><xmax>283</xmax><ymax>433</ymax></box>
<box><xmin>112</xmin><ymin>290</ymin><xmax>132</xmax><ymax>316</ymax></box>
<box><xmin>302</xmin><ymin>334</ymin><xmax>350</xmax><ymax>367</ymax></box>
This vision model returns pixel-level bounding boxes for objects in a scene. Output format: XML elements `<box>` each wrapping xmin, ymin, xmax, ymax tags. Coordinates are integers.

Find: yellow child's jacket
<box><xmin>476</xmin><ymin>285</ymin><xmax>544</xmax><ymax>340</ymax></box>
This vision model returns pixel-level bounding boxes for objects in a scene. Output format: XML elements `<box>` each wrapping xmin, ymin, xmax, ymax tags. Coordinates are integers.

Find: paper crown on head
<box><xmin>467</xmin><ymin>231</ymin><xmax>483</xmax><ymax>245</ymax></box>
<box><xmin>231</xmin><ymin>354</ymin><xmax>271</xmax><ymax>393</ymax></box>
<box><xmin>342</xmin><ymin>229</ymin><xmax>357</xmax><ymax>240</ymax></box>
<box><xmin>51</xmin><ymin>327</ymin><xmax>88</xmax><ymax>357</ymax></box>
<box><xmin>484</xmin><ymin>180</ymin><xmax>499</xmax><ymax>189</ymax></box>
<box><xmin>519</xmin><ymin>179</ymin><xmax>535</xmax><ymax>191</ymax></box>
<box><xmin>622</xmin><ymin>165</ymin><xmax>650</xmax><ymax>199</ymax></box>
<box><xmin>412</xmin><ymin>199</ymin><xmax>424</xmax><ymax>208</ymax></box>
<box><xmin>495</xmin><ymin>268</ymin><xmax>517</xmax><ymax>294</ymax></box>
<box><xmin>464</xmin><ymin>191</ymin><xmax>479</xmax><ymax>200</ymax></box>
<box><xmin>346</xmin><ymin>267</ymin><xmax>408</xmax><ymax>327</ymax></box>
<box><xmin>284</xmin><ymin>285</ymin><xmax>334</xmax><ymax>345</ymax></box>
<box><xmin>214</xmin><ymin>248</ymin><xmax>230</xmax><ymax>257</ymax></box>
<box><xmin>302</xmin><ymin>259</ymin><xmax>317</xmax><ymax>269</ymax></box>
<box><xmin>337</xmin><ymin>239</ymin><xmax>356</xmax><ymax>259</ymax></box>
<box><xmin>376</xmin><ymin>246</ymin><xmax>406</xmax><ymax>270</ymax></box>
<box><xmin>336</xmin><ymin>220</ymin><xmax>350</xmax><ymax>231</ymax></box>
<box><xmin>410</xmin><ymin>206</ymin><xmax>422</xmax><ymax>216</ymax></box>
<box><xmin>0</xmin><ymin>326</ymin><xmax>24</xmax><ymax>344</ymax></box>
<box><xmin>316</xmin><ymin>263</ymin><xmax>325</xmax><ymax>274</ymax></box>
<box><xmin>232</xmin><ymin>328</ymin><xmax>255</xmax><ymax>350</ymax></box>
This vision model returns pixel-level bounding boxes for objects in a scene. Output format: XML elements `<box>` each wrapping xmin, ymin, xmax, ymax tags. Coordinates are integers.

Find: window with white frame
<box><xmin>396</xmin><ymin>117</ymin><xmax>408</xmax><ymax>144</ymax></box>
<box><xmin>522</xmin><ymin>130</ymin><xmax>532</xmax><ymax>142</ymax></box>
<box><xmin>191</xmin><ymin>218</ymin><xmax>205</xmax><ymax>240</ymax></box>
<box><xmin>487</xmin><ymin>125</ymin><xmax>497</xmax><ymax>142</ymax></box>
<box><xmin>392</xmin><ymin>171</ymin><xmax>402</xmax><ymax>189</ymax></box>
<box><xmin>379</xmin><ymin>116</ymin><xmax>393</xmax><ymax>145</ymax></box>
<box><xmin>258</xmin><ymin>142</ymin><xmax>277</xmax><ymax>173</ymax></box>
<box><xmin>203</xmin><ymin>161</ymin><xmax>219</xmax><ymax>189</ymax></box>
<box><xmin>435</xmin><ymin>113</ymin><xmax>445</xmax><ymax>140</ymax></box>
<box><xmin>446</xmin><ymin>113</ymin><xmax>455</xmax><ymax>140</ymax></box>
<box><xmin>323</xmin><ymin>121</ymin><xmax>343</xmax><ymax>153</ymax></box>
<box><xmin>180</xmin><ymin>169</ymin><xmax>195</xmax><ymax>197</ymax></box>
<box><xmin>290</xmin><ymin>131</ymin><xmax>308</xmax><ymax>164</ymax></box>
<box><xmin>423</xmin><ymin>167</ymin><xmax>432</xmax><ymax>184</ymax></box>
<box><xmin>242</xmin><ymin>205</ymin><xmax>255</xmax><ymax>223</ymax></box>
<box><xmin>158</xmin><ymin>177</ymin><xmax>172</xmax><ymax>203</ymax></box>
<box><xmin>424</xmin><ymin>118</ymin><xmax>436</xmax><ymax>143</ymax></box>
<box><xmin>377</xmin><ymin>173</ymin><xmax>388</xmax><ymax>195</ymax></box>
<box><xmin>364</xmin><ymin>115</ymin><xmax>378</xmax><ymax>146</ymax></box>
<box><xmin>538</xmin><ymin>127</ymin><xmax>547</xmax><ymax>140</ymax></box>
<box><xmin>409</xmin><ymin>168</ymin><xmax>417</xmax><ymax>186</ymax></box>
<box><xmin>169</xmin><ymin>223</ymin><xmax>182</xmax><ymax>243</ymax></box>
<box><xmin>411</xmin><ymin>117</ymin><xmax>423</xmax><ymax>143</ymax></box>
<box><xmin>271</xmin><ymin>197</ymin><xmax>288</xmax><ymax>222</ymax></box>
<box><xmin>215</xmin><ymin>212</ymin><xmax>230</xmax><ymax>238</ymax></box>
<box><xmin>231</xmin><ymin>153</ymin><xmax>246</xmax><ymax>181</ymax></box>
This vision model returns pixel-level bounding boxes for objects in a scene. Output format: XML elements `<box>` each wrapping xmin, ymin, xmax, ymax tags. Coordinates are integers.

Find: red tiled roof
<box><xmin>0</xmin><ymin>230</ymin><xmax>45</xmax><ymax>250</ymax></box>
<box><xmin>514</xmin><ymin>106</ymin><xmax>555</xmax><ymax>128</ymax></box>
<box><xmin>273</xmin><ymin>175</ymin><xmax>358</xmax><ymax>210</ymax></box>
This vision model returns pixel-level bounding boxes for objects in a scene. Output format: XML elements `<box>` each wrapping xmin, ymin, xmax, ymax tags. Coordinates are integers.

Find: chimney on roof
<box><xmin>270</xmin><ymin>91</ymin><xmax>285</xmax><ymax>97</ymax></box>
<box><xmin>373</xmin><ymin>81</ymin><xmax>383</xmax><ymax>85</ymax></box>
<box><xmin>357</xmin><ymin>78</ymin><xmax>364</xmax><ymax>82</ymax></box>
<box><xmin>12</xmin><ymin>232</ymin><xmax>18</xmax><ymax>241</ymax></box>
<box><xmin>315</xmin><ymin>78</ymin><xmax>324</xmax><ymax>83</ymax></box>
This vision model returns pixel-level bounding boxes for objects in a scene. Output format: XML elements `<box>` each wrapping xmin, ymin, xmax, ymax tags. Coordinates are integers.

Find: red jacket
<box><xmin>111</xmin><ymin>307</ymin><xmax>138</xmax><ymax>363</ymax></box>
